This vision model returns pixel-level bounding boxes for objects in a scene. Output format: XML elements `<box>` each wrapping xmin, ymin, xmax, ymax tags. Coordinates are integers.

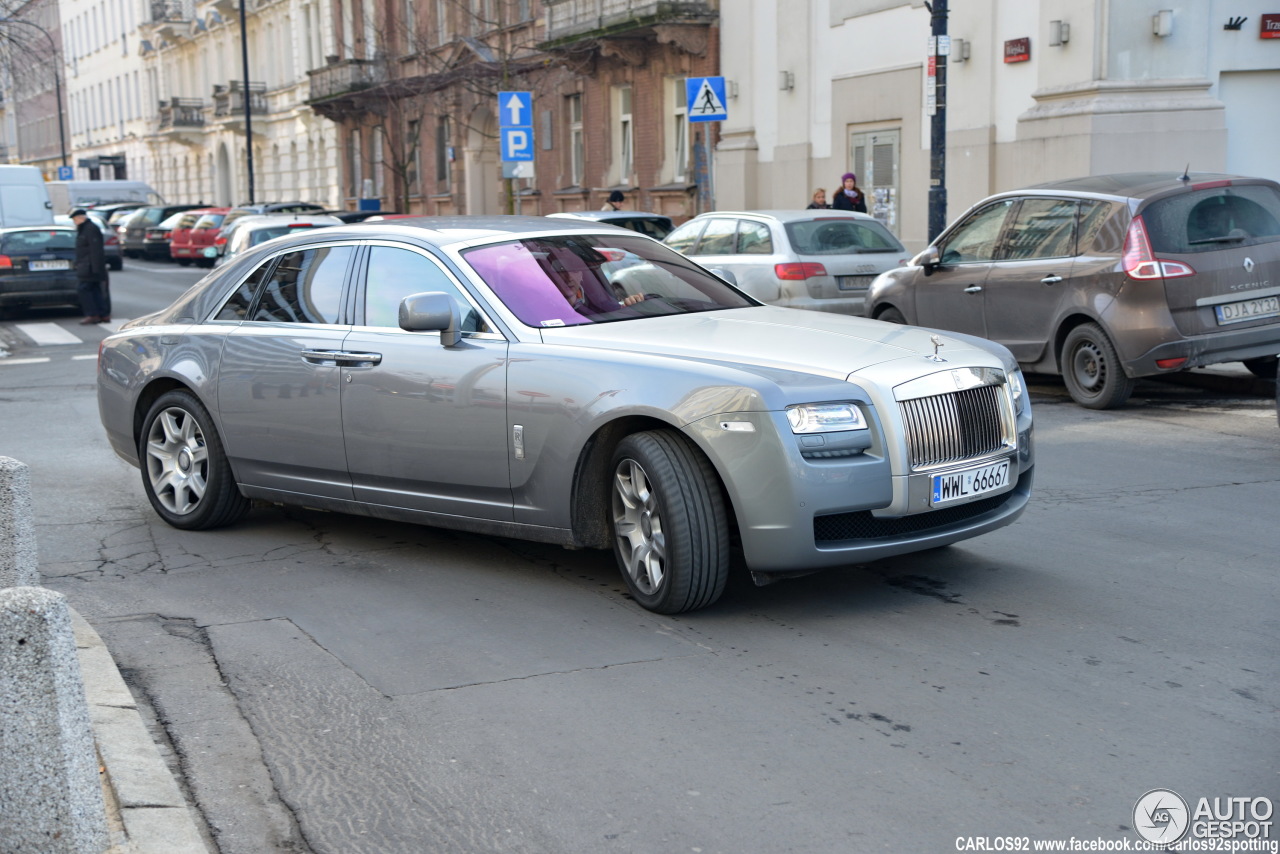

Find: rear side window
<box><xmin>737</xmin><ymin>221</ymin><xmax>773</xmax><ymax>254</ymax></box>
<box><xmin>1076</xmin><ymin>200</ymin><xmax>1126</xmax><ymax>255</ymax></box>
<box><xmin>1</xmin><ymin>230</ymin><xmax>76</xmax><ymax>253</ymax></box>
<box><xmin>251</xmin><ymin>246</ymin><xmax>353</xmax><ymax>324</ymax></box>
<box><xmin>214</xmin><ymin>260</ymin><xmax>275</xmax><ymax>321</ymax></box>
<box><xmin>1143</xmin><ymin>184</ymin><xmax>1280</xmax><ymax>253</ymax></box>
<box><xmin>786</xmin><ymin>219</ymin><xmax>903</xmax><ymax>254</ymax></box>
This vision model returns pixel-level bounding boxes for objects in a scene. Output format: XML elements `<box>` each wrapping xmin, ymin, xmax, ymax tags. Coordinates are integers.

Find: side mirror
<box><xmin>911</xmin><ymin>246</ymin><xmax>941</xmax><ymax>275</ymax></box>
<box><xmin>709</xmin><ymin>267</ymin><xmax>738</xmax><ymax>287</ymax></box>
<box><xmin>399</xmin><ymin>291</ymin><xmax>462</xmax><ymax>346</ymax></box>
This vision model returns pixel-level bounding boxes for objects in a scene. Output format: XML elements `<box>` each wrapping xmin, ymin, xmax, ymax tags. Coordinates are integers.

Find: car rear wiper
<box><xmin>1188</xmin><ymin>234</ymin><xmax>1248</xmax><ymax>245</ymax></box>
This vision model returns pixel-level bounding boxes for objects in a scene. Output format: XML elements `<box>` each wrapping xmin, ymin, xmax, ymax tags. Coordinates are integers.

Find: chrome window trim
<box><xmin>202</xmin><ymin>239</ymin><xmax>364</xmax><ymax>325</ymax></box>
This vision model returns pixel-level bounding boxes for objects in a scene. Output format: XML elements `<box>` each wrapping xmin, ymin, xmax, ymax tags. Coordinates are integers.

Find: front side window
<box><xmin>1001</xmin><ymin>198</ymin><xmax>1079</xmax><ymax>260</ymax></box>
<box><xmin>463</xmin><ymin>235</ymin><xmax>754</xmax><ymax>328</ymax></box>
<box><xmin>940</xmin><ymin>200</ymin><xmax>1015</xmax><ymax>265</ymax></box>
<box><xmin>362</xmin><ymin>245</ymin><xmax>490</xmax><ymax>333</ymax></box>
<box><xmin>251</xmin><ymin>246</ymin><xmax>354</xmax><ymax>324</ymax></box>
<box><xmin>691</xmin><ymin>218</ymin><xmax>738</xmax><ymax>255</ymax></box>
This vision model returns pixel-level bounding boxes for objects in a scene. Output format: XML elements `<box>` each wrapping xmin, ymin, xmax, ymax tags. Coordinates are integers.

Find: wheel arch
<box><xmin>568</xmin><ymin>415</ymin><xmax>739</xmax><ymax>551</ymax></box>
<box><xmin>133</xmin><ymin>378</ymin><xmax>205</xmax><ymax>451</ymax></box>
<box><xmin>1052</xmin><ymin>312</ymin><xmax>1102</xmax><ymax>374</ymax></box>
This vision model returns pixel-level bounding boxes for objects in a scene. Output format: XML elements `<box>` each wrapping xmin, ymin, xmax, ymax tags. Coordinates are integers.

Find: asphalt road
<box><xmin>2</xmin><ymin>260</ymin><xmax>1277</xmax><ymax>853</ymax></box>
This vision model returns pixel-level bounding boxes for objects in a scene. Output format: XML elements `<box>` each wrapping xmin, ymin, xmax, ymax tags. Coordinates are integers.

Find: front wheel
<box><xmin>610</xmin><ymin>431</ymin><xmax>730</xmax><ymax>614</ymax></box>
<box><xmin>1060</xmin><ymin>323</ymin><xmax>1134</xmax><ymax>409</ymax></box>
<box><xmin>139</xmin><ymin>390</ymin><xmax>249</xmax><ymax>530</ymax></box>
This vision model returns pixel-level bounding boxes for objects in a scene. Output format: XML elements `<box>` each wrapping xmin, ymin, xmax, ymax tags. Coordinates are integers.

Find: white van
<box><xmin>0</xmin><ymin>165</ymin><xmax>55</xmax><ymax>227</ymax></box>
<box><xmin>45</xmin><ymin>180</ymin><xmax>164</xmax><ymax>213</ymax></box>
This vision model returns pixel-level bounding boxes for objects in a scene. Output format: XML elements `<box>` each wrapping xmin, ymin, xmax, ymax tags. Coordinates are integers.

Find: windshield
<box><xmin>462</xmin><ymin>234</ymin><xmax>756</xmax><ymax>327</ymax></box>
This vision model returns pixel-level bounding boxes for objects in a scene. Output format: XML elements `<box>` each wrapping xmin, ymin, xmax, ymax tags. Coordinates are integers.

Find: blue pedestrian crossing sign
<box><xmin>686</xmin><ymin>76</ymin><xmax>728</xmax><ymax>122</ymax></box>
<box><xmin>498</xmin><ymin>91</ymin><xmax>534</xmax><ymax>162</ymax></box>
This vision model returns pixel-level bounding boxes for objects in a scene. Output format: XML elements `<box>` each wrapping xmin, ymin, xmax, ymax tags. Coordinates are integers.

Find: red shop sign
<box><xmin>1004</xmin><ymin>37</ymin><xmax>1031</xmax><ymax>62</ymax></box>
<box><xmin>1262</xmin><ymin>14</ymin><xmax>1280</xmax><ymax>38</ymax></box>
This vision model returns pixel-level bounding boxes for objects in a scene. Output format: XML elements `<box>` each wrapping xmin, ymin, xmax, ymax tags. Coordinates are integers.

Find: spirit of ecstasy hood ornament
<box><xmin>926</xmin><ymin>334</ymin><xmax>947</xmax><ymax>363</ymax></box>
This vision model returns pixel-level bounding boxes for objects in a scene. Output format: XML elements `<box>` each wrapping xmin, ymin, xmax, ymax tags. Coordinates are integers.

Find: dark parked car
<box><xmin>119</xmin><ymin>204</ymin><xmax>206</xmax><ymax>258</ymax></box>
<box><xmin>866</xmin><ymin>173</ymin><xmax>1280</xmax><ymax>408</ymax></box>
<box><xmin>142</xmin><ymin>211</ymin><xmax>194</xmax><ymax>261</ymax></box>
<box><xmin>547</xmin><ymin>210</ymin><xmax>675</xmax><ymax>240</ymax></box>
<box><xmin>0</xmin><ymin>225</ymin><xmax>80</xmax><ymax>315</ymax></box>
<box><xmin>97</xmin><ymin>216</ymin><xmax>1033</xmax><ymax>614</ymax></box>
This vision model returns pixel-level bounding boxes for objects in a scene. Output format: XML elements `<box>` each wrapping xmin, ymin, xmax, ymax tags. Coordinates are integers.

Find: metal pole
<box><xmin>237</xmin><ymin>0</ymin><xmax>255</xmax><ymax>203</ymax></box>
<box><xmin>0</xmin><ymin>17</ymin><xmax>68</xmax><ymax>168</ymax></box>
<box><xmin>704</xmin><ymin>126</ymin><xmax>716</xmax><ymax>212</ymax></box>
<box><xmin>927</xmin><ymin>0</ymin><xmax>948</xmax><ymax>242</ymax></box>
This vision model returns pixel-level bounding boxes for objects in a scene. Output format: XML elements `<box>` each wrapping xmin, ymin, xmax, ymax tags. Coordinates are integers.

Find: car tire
<box><xmin>609</xmin><ymin>430</ymin><xmax>730</xmax><ymax>614</ymax></box>
<box><xmin>109</xmin><ymin>258</ymin><xmax>123</xmax><ymax>271</ymax></box>
<box><xmin>876</xmin><ymin>306</ymin><xmax>907</xmax><ymax>324</ymax></box>
<box><xmin>177</xmin><ymin>259</ymin><xmax>191</xmax><ymax>267</ymax></box>
<box><xmin>1242</xmin><ymin>356</ymin><xmax>1278</xmax><ymax>380</ymax></box>
<box><xmin>1061</xmin><ymin>323</ymin><xmax>1134</xmax><ymax>410</ymax></box>
<box><xmin>139</xmin><ymin>390</ymin><xmax>249</xmax><ymax>530</ymax></box>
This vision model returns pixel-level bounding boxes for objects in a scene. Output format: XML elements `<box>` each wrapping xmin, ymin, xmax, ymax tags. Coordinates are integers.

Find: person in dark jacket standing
<box><xmin>831</xmin><ymin>173</ymin><xmax>868</xmax><ymax>213</ymax></box>
<box><xmin>72</xmin><ymin>209</ymin><xmax>109</xmax><ymax>324</ymax></box>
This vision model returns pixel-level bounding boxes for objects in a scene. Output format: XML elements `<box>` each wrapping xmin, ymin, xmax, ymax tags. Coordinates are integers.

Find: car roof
<box><xmin>1007</xmin><ymin>172</ymin><xmax>1278</xmax><ymax>201</ymax></box>
<box><xmin>685</xmin><ymin>209</ymin><xmax>880</xmax><ymax>223</ymax></box>
<box><xmin>546</xmin><ymin>210</ymin><xmax>672</xmax><ymax>222</ymax></box>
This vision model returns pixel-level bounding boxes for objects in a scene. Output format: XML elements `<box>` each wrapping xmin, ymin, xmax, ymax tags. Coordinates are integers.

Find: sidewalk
<box><xmin>71</xmin><ymin>609</ymin><xmax>213</xmax><ymax>854</ymax></box>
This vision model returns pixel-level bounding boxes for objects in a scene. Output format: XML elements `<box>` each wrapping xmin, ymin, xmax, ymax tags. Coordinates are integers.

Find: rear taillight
<box><xmin>1122</xmin><ymin>215</ymin><xmax>1195</xmax><ymax>280</ymax></box>
<box><xmin>775</xmin><ymin>262</ymin><xmax>827</xmax><ymax>280</ymax></box>
<box><xmin>214</xmin><ymin>236</ymin><xmax>227</xmax><ymax>246</ymax></box>
<box><xmin>0</xmin><ymin>255</ymin><xmax>11</xmax><ymax>269</ymax></box>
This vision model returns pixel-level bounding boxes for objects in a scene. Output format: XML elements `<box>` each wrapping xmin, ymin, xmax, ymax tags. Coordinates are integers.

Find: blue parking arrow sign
<box><xmin>686</xmin><ymin>76</ymin><xmax>728</xmax><ymax>122</ymax></box>
<box><xmin>498</xmin><ymin>92</ymin><xmax>532</xmax><ymax>128</ymax></box>
<box><xmin>501</xmin><ymin>127</ymin><xmax>534</xmax><ymax>161</ymax></box>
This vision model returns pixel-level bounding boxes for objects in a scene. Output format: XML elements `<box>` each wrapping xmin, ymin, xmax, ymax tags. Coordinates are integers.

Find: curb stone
<box><xmin>71</xmin><ymin>608</ymin><xmax>213</xmax><ymax>854</ymax></box>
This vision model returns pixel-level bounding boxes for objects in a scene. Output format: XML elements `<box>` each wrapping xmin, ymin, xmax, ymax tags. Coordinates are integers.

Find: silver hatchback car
<box><xmin>664</xmin><ymin>210</ymin><xmax>910</xmax><ymax>314</ymax></box>
<box><xmin>97</xmin><ymin>216</ymin><xmax>1033</xmax><ymax>614</ymax></box>
<box><xmin>866</xmin><ymin>172</ymin><xmax>1280</xmax><ymax>408</ymax></box>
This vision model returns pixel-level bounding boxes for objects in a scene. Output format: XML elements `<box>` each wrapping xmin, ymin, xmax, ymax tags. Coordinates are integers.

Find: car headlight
<box><xmin>1007</xmin><ymin>368</ymin><xmax>1026</xmax><ymax>406</ymax></box>
<box><xmin>786</xmin><ymin>403</ymin><xmax>867</xmax><ymax>434</ymax></box>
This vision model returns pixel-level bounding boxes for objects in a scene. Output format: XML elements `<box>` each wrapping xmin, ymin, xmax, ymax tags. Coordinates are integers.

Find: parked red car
<box><xmin>169</xmin><ymin>208</ymin><xmax>228</xmax><ymax>266</ymax></box>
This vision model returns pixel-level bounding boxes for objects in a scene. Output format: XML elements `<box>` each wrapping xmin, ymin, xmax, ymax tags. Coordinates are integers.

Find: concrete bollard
<box><xmin>0</xmin><ymin>586</ymin><xmax>109</xmax><ymax>854</ymax></box>
<box><xmin>0</xmin><ymin>456</ymin><xmax>39</xmax><ymax>588</ymax></box>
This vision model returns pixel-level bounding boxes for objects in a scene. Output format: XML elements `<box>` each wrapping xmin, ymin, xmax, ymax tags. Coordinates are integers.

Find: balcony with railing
<box><xmin>157</xmin><ymin>97</ymin><xmax>207</xmax><ymax>145</ymax></box>
<box><xmin>148</xmin><ymin>0</ymin><xmax>194</xmax><ymax>41</ymax></box>
<box><xmin>541</xmin><ymin>0</ymin><xmax>716</xmax><ymax>49</ymax></box>
<box><xmin>212</xmin><ymin>82</ymin><xmax>267</xmax><ymax>132</ymax></box>
<box><xmin>307</xmin><ymin>58</ymin><xmax>388</xmax><ymax>102</ymax></box>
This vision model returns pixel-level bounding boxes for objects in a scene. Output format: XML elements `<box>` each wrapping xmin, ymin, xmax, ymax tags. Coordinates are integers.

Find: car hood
<box><xmin>537</xmin><ymin>306</ymin><xmax>1003</xmax><ymax>382</ymax></box>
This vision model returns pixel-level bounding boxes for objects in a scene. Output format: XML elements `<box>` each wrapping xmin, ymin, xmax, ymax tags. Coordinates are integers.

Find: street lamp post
<box><xmin>0</xmin><ymin>15</ymin><xmax>68</xmax><ymax>169</ymax></box>
<box><xmin>237</xmin><ymin>0</ymin><xmax>255</xmax><ymax>203</ymax></box>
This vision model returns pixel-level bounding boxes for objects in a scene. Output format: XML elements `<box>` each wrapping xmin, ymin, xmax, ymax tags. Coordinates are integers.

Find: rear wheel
<box><xmin>1061</xmin><ymin>323</ymin><xmax>1134</xmax><ymax>409</ymax></box>
<box><xmin>876</xmin><ymin>306</ymin><xmax>907</xmax><ymax>324</ymax></box>
<box><xmin>609</xmin><ymin>431</ymin><xmax>730</xmax><ymax>614</ymax></box>
<box><xmin>1243</xmin><ymin>356</ymin><xmax>1278</xmax><ymax>380</ymax></box>
<box><xmin>139</xmin><ymin>390</ymin><xmax>249</xmax><ymax>530</ymax></box>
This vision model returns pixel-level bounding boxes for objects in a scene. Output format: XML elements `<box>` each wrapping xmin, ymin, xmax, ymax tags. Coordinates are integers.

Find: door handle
<box><xmin>963</xmin><ymin>286</ymin><xmax>984</xmax><ymax>294</ymax></box>
<box><xmin>1041</xmin><ymin>275</ymin><xmax>1063</xmax><ymax>285</ymax></box>
<box><xmin>335</xmin><ymin>351</ymin><xmax>382</xmax><ymax>367</ymax></box>
<box><xmin>301</xmin><ymin>349</ymin><xmax>344</xmax><ymax>365</ymax></box>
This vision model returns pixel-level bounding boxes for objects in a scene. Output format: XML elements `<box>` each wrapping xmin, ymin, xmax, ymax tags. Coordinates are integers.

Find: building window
<box><xmin>672</xmin><ymin>79</ymin><xmax>688</xmax><ymax>182</ymax></box>
<box><xmin>406</xmin><ymin>119</ymin><xmax>421</xmax><ymax>197</ymax></box>
<box><xmin>435</xmin><ymin>116</ymin><xmax>452</xmax><ymax>190</ymax></box>
<box><xmin>348</xmin><ymin>128</ymin><xmax>362</xmax><ymax>197</ymax></box>
<box><xmin>402</xmin><ymin>0</ymin><xmax>416</xmax><ymax>50</ymax></box>
<box><xmin>372</xmin><ymin>126</ymin><xmax>385</xmax><ymax>198</ymax></box>
<box><xmin>617</xmin><ymin>86</ymin><xmax>632</xmax><ymax>185</ymax></box>
<box><xmin>568</xmin><ymin>93</ymin><xmax>583</xmax><ymax>187</ymax></box>
<box><xmin>435</xmin><ymin>1</ymin><xmax>449</xmax><ymax>44</ymax></box>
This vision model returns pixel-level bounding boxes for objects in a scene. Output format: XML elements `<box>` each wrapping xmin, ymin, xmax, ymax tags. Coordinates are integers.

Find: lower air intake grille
<box><xmin>813</xmin><ymin>491</ymin><xmax>1016</xmax><ymax>543</ymax></box>
<box><xmin>900</xmin><ymin>384</ymin><xmax>1008</xmax><ymax>470</ymax></box>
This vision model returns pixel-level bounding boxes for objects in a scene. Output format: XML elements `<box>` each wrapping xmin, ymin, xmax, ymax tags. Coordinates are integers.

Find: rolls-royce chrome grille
<box><xmin>898</xmin><ymin>381</ymin><xmax>1014</xmax><ymax>471</ymax></box>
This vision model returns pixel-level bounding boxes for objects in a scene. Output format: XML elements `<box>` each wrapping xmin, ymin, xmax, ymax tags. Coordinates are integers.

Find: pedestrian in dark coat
<box><xmin>831</xmin><ymin>173</ymin><xmax>868</xmax><ymax>214</ymax></box>
<box><xmin>72</xmin><ymin>209</ymin><xmax>109</xmax><ymax>323</ymax></box>
<box><xmin>806</xmin><ymin>188</ymin><xmax>830</xmax><ymax>209</ymax></box>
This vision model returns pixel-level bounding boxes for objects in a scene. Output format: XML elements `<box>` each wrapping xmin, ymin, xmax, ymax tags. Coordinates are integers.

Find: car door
<box><xmin>982</xmin><ymin>197</ymin><xmax>1080</xmax><ymax>362</ymax></box>
<box><xmin>341</xmin><ymin>242</ymin><xmax>513</xmax><ymax>521</ymax></box>
<box><xmin>684</xmin><ymin>217</ymin><xmax>785</xmax><ymax>302</ymax></box>
<box><xmin>912</xmin><ymin>200</ymin><xmax>1014</xmax><ymax>335</ymax></box>
<box><xmin>214</xmin><ymin>242</ymin><xmax>358</xmax><ymax>499</ymax></box>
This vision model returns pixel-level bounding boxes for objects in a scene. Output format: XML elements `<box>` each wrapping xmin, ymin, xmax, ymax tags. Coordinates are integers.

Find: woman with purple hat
<box><xmin>832</xmin><ymin>172</ymin><xmax>867</xmax><ymax>213</ymax></box>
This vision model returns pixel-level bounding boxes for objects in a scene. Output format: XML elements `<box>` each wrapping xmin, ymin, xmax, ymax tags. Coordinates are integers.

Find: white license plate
<box><xmin>836</xmin><ymin>275</ymin><xmax>874</xmax><ymax>291</ymax></box>
<box><xmin>931</xmin><ymin>460</ymin><xmax>1010</xmax><ymax>507</ymax></box>
<box><xmin>1215</xmin><ymin>295</ymin><xmax>1280</xmax><ymax>325</ymax></box>
<box><xmin>29</xmin><ymin>260</ymin><xmax>70</xmax><ymax>271</ymax></box>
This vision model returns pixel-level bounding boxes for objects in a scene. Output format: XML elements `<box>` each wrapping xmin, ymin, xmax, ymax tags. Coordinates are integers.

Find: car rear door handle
<box><xmin>1041</xmin><ymin>275</ymin><xmax>1063</xmax><ymax>284</ymax></box>
<box><xmin>963</xmin><ymin>286</ymin><xmax>983</xmax><ymax>294</ymax></box>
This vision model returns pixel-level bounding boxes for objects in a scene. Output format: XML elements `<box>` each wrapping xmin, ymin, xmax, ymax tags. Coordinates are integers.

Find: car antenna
<box><xmin>1180</xmin><ymin>164</ymin><xmax>1191</xmax><ymax>183</ymax></box>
